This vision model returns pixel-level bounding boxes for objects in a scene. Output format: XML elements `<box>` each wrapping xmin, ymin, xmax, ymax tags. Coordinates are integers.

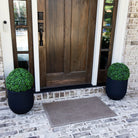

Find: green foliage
<box><xmin>6</xmin><ymin>68</ymin><xmax>33</xmax><ymax>92</ymax></box>
<box><xmin>105</xmin><ymin>0</ymin><xmax>114</xmax><ymax>3</ymax></box>
<box><xmin>107</xmin><ymin>63</ymin><xmax>130</xmax><ymax>81</ymax></box>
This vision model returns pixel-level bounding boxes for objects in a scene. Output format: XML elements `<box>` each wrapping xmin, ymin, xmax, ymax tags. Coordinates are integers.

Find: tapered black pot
<box><xmin>7</xmin><ymin>89</ymin><xmax>34</xmax><ymax>114</ymax></box>
<box><xmin>106</xmin><ymin>77</ymin><xmax>128</xmax><ymax>100</ymax></box>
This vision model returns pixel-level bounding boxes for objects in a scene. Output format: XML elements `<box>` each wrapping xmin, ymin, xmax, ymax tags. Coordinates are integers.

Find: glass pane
<box><xmin>105</xmin><ymin>0</ymin><xmax>114</xmax><ymax>3</ymax></box>
<box><xmin>13</xmin><ymin>0</ymin><xmax>27</xmax><ymax>26</ymax></box>
<box><xmin>101</xmin><ymin>28</ymin><xmax>111</xmax><ymax>49</ymax></box>
<box><xmin>18</xmin><ymin>54</ymin><xmax>29</xmax><ymax>70</ymax></box>
<box><xmin>103</xmin><ymin>5</ymin><xmax>114</xmax><ymax>26</ymax></box>
<box><xmin>16</xmin><ymin>28</ymin><xmax>28</xmax><ymax>51</ymax></box>
<box><xmin>99</xmin><ymin>52</ymin><xmax>109</xmax><ymax>69</ymax></box>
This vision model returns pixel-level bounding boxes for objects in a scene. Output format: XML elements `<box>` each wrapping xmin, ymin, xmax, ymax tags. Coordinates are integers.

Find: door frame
<box><xmin>0</xmin><ymin>0</ymin><xmax>129</xmax><ymax>92</ymax></box>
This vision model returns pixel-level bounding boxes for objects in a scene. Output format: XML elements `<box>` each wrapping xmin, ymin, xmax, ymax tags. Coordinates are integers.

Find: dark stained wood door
<box><xmin>38</xmin><ymin>0</ymin><xmax>97</xmax><ymax>88</ymax></box>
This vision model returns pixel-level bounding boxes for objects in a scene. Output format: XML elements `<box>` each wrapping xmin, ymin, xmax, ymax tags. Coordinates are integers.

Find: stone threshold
<box><xmin>34</xmin><ymin>86</ymin><xmax>106</xmax><ymax>103</ymax></box>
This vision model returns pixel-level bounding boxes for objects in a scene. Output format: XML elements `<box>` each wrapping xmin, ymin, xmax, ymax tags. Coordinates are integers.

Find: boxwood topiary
<box><xmin>6</xmin><ymin>68</ymin><xmax>33</xmax><ymax>92</ymax></box>
<box><xmin>107</xmin><ymin>63</ymin><xmax>130</xmax><ymax>81</ymax></box>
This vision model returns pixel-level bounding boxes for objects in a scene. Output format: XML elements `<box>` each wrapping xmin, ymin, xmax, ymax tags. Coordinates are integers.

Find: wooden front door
<box><xmin>38</xmin><ymin>0</ymin><xmax>97</xmax><ymax>88</ymax></box>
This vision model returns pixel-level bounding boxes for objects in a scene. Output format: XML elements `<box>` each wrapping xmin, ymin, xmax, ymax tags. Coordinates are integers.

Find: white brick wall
<box><xmin>123</xmin><ymin>0</ymin><xmax>138</xmax><ymax>91</ymax></box>
<box><xmin>0</xmin><ymin>35</ymin><xmax>5</xmax><ymax>90</ymax></box>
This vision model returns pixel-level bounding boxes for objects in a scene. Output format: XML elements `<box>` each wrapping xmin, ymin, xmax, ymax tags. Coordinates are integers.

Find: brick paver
<box><xmin>0</xmin><ymin>89</ymin><xmax>138</xmax><ymax>138</ymax></box>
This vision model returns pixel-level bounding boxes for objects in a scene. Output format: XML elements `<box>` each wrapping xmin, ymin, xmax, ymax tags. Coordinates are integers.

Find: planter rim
<box><xmin>107</xmin><ymin>77</ymin><xmax>128</xmax><ymax>82</ymax></box>
<box><xmin>7</xmin><ymin>89</ymin><xmax>34</xmax><ymax>95</ymax></box>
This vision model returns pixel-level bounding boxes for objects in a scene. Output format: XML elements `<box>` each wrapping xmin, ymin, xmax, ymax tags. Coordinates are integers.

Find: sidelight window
<box><xmin>9</xmin><ymin>0</ymin><xmax>33</xmax><ymax>74</ymax></box>
<box><xmin>98</xmin><ymin>0</ymin><xmax>118</xmax><ymax>84</ymax></box>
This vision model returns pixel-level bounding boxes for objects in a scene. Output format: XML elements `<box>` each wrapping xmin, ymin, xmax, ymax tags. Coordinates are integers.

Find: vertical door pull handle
<box><xmin>38</xmin><ymin>23</ymin><xmax>43</xmax><ymax>46</ymax></box>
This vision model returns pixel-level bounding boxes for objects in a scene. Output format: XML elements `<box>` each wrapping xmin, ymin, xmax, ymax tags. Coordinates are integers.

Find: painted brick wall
<box><xmin>123</xmin><ymin>0</ymin><xmax>138</xmax><ymax>91</ymax></box>
<box><xmin>0</xmin><ymin>35</ymin><xmax>5</xmax><ymax>90</ymax></box>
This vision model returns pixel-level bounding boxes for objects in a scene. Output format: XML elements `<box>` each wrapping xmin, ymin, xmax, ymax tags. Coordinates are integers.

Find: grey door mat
<box><xmin>43</xmin><ymin>97</ymin><xmax>116</xmax><ymax>127</ymax></box>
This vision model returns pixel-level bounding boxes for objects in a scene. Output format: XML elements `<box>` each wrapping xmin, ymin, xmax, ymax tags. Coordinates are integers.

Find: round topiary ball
<box><xmin>6</xmin><ymin>68</ymin><xmax>34</xmax><ymax>92</ymax></box>
<box><xmin>107</xmin><ymin>63</ymin><xmax>130</xmax><ymax>81</ymax></box>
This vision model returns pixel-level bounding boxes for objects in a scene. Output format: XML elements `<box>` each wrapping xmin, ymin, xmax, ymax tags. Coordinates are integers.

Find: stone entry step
<box><xmin>34</xmin><ymin>86</ymin><xmax>105</xmax><ymax>103</ymax></box>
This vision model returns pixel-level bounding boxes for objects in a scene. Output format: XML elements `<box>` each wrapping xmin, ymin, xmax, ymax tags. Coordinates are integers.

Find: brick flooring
<box><xmin>0</xmin><ymin>89</ymin><xmax>138</xmax><ymax>138</ymax></box>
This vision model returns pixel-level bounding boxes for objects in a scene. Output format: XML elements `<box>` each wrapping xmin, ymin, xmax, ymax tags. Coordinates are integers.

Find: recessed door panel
<box><xmin>71</xmin><ymin>0</ymin><xmax>89</xmax><ymax>72</ymax></box>
<box><xmin>46</xmin><ymin>0</ymin><xmax>64</xmax><ymax>73</ymax></box>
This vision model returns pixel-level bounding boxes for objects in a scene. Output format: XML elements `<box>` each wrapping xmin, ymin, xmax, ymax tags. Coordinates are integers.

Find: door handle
<box><xmin>39</xmin><ymin>29</ymin><xmax>43</xmax><ymax>46</ymax></box>
<box><xmin>38</xmin><ymin>23</ymin><xmax>43</xmax><ymax>46</ymax></box>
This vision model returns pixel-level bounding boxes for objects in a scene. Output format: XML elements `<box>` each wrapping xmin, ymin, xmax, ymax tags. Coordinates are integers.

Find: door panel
<box><xmin>46</xmin><ymin>0</ymin><xmax>64</xmax><ymax>73</ymax></box>
<box><xmin>38</xmin><ymin>0</ymin><xmax>97</xmax><ymax>88</ymax></box>
<box><xmin>71</xmin><ymin>0</ymin><xmax>89</xmax><ymax>72</ymax></box>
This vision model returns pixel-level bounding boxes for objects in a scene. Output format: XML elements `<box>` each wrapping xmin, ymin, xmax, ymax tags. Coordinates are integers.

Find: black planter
<box><xmin>106</xmin><ymin>77</ymin><xmax>128</xmax><ymax>100</ymax></box>
<box><xmin>7</xmin><ymin>89</ymin><xmax>34</xmax><ymax>114</ymax></box>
